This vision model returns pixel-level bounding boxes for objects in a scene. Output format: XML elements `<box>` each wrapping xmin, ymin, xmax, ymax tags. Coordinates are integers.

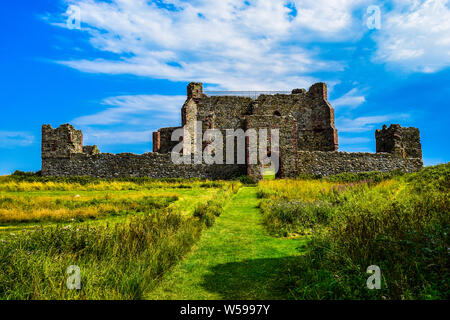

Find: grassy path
<box><xmin>146</xmin><ymin>187</ymin><xmax>306</xmax><ymax>300</ymax></box>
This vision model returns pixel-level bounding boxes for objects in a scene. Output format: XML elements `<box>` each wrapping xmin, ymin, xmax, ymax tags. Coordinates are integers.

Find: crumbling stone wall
<box><xmin>83</xmin><ymin>145</ymin><xmax>100</xmax><ymax>155</ymax></box>
<box><xmin>196</xmin><ymin>96</ymin><xmax>253</xmax><ymax>130</ymax></box>
<box><xmin>42</xmin><ymin>82</ymin><xmax>423</xmax><ymax>180</ymax></box>
<box><xmin>169</xmin><ymin>82</ymin><xmax>338</xmax><ymax>156</ymax></box>
<box><xmin>295</xmin><ymin>151</ymin><xmax>423</xmax><ymax>178</ymax></box>
<box><xmin>42</xmin><ymin>124</ymin><xmax>246</xmax><ymax>179</ymax></box>
<box><xmin>376</xmin><ymin>124</ymin><xmax>422</xmax><ymax>159</ymax></box>
<box><xmin>42</xmin><ymin>124</ymin><xmax>83</xmax><ymax>159</ymax></box>
<box><xmin>153</xmin><ymin>127</ymin><xmax>181</xmax><ymax>153</ymax></box>
<box><xmin>42</xmin><ymin>153</ymin><xmax>246</xmax><ymax>179</ymax></box>
<box><xmin>252</xmin><ymin>83</ymin><xmax>338</xmax><ymax>151</ymax></box>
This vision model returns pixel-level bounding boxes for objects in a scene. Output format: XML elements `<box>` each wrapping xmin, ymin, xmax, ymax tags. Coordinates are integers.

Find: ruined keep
<box><xmin>41</xmin><ymin>82</ymin><xmax>423</xmax><ymax>179</ymax></box>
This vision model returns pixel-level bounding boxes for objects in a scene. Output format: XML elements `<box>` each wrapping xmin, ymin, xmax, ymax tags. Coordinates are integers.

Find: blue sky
<box><xmin>1</xmin><ymin>0</ymin><xmax>449</xmax><ymax>175</ymax></box>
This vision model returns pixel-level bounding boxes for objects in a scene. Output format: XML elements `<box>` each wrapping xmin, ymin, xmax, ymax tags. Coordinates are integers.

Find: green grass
<box><xmin>0</xmin><ymin>179</ymin><xmax>240</xmax><ymax>300</ymax></box>
<box><xmin>0</xmin><ymin>211</ymin><xmax>204</xmax><ymax>300</ymax></box>
<box><xmin>0</xmin><ymin>187</ymin><xmax>223</xmax><ymax>236</ymax></box>
<box><xmin>258</xmin><ymin>164</ymin><xmax>450</xmax><ymax>300</ymax></box>
<box><xmin>1</xmin><ymin>166</ymin><xmax>447</xmax><ymax>300</ymax></box>
<box><xmin>147</xmin><ymin>187</ymin><xmax>307</xmax><ymax>300</ymax></box>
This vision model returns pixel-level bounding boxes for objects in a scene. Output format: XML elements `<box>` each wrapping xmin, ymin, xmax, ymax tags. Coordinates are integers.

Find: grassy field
<box><xmin>259</xmin><ymin>164</ymin><xmax>449</xmax><ymax>299</ymax></box>
<box><xmin>0</xmin><ymin>165</ymin><xmax>448</xmax><ymax>300</ymax></box>
<box><xmin>0</xmin><ymin>174</ymin><xmax>240</xmax><ymax>299</ymax></box>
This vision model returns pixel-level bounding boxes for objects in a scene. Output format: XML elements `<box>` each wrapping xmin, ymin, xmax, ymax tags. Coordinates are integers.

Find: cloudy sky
<box><xmin>1</xmin><ymin>0</ymin><xmax>449</xmax><ymax>174</ymax></box>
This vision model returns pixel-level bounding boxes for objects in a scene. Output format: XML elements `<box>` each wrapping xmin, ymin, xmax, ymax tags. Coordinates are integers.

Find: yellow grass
<box><xmin>0</xmin><ymin>179</ymin><xmax>225</xmax><ymax>192</ymax></box>
<box><xmin>258</xmin><ymin>179</ymin><xmax>339</xmax><ymax>202</ymax></box>
<box><xmin>0</xmin><ymin>192</ymin><xmax>179</xmax><ymax>223</ymax></box>
<box><xmin>0</xmin><ymin>207</ymin><xmax>101</xmax><ymax>222</ymax></box>
<box><xmin>0</xmin><ymin>177</ymin><xmax>235</xmax><ymax>223</ymax></box>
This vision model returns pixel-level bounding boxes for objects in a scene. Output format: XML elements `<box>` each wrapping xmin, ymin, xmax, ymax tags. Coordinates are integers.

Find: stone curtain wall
<box><xmin>42</xmin><ymin>150</ymin><xmax>422</xmax><ymax>179</ymax></box>
<box><xmin>42</xmin><ymin>123</ymin><xmax>246</xmax><ymax>179</ymax></box>
<box><xmin>295</xmin><ymin>151</ymin><xmax>423</xmax><ymax>177</ymax></box>
<box><xmin>42</xmin><ymin>82</ymin><xmax>423</xmax><ymax>180</ymax></box>
<box><xmin>42</xmin><ymin>152</ymin><xmax>246</xmax><ymax>179</ymax></box>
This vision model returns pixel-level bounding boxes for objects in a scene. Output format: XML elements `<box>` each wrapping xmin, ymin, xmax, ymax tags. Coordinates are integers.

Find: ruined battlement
<box><xmin>178</xmin><ymin>82</ymin><xmax>338</xmax><ymax>155</ymax></box>
<box><xmin>41</xmin><ymin>82</ymin><xmax>423</xmax><ymax>179</ymax></box>
<box><xmin>41</xmin><ymin>124</ymin><xmax>100</xmax><ymax>175</ymax></box>
<box><xmin>376</xmin><ymin>124</ymin><xmax>422</xmax><ymax>159</ymax></box>
<box><xmin>42</xmin><ymin>124</ymin><xmax>83</xmax><ymax>159</ymax></box>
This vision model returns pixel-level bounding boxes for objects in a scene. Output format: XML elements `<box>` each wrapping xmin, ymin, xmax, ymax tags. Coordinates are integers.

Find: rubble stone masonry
<box><xmin>41</xmin><ymin>82</ymin><xmax>423</xmax><ymax>179</ymax></box>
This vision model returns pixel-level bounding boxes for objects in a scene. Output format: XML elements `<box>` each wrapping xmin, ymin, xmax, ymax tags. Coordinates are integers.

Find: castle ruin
<box><xmin>41</xmin><ymin>82</ymin><xmax>423</xmax><ymax>179</ymax></box>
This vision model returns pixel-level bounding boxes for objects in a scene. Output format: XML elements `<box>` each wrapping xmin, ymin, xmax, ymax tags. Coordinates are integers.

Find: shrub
<box><xmin>192</xmin><ymin>182</ymin><xmax>239</xmax><ymax>227</ymax></box>
<box><xmin>11</xmin><ymin>170</ymin><xmax>41</xmax><ymax>177</ymax></box>
<box><xmin>279</xmin><ymin>163</ymin><xmax>450</xmax><ymax>299</ymax></box>
<box><xmin>297</xmin><ymin>173</ymin><xmax>322</xmax><ymax>180</ymax></box>
<box><xmin>193</xmin><ymin>199</ymin><xmax>226</xmax><ymax>227</ymax></box>
<box><xmin>260</xmin><ymin>200</ymin><xmax>334</xmax><ymax>236</ymax></box>
<box><xmin>258</xmin><ymin>163</ymin><xmax>449</xmax><ymax>299</ymax></box>
<box><xmin>193</xmin><ymin>204</ymin><xmax>216</xmax><ymax>227</ymax></box>
<box><xmin>238</xmin><ymin>175</ymin><xmax>258</xmax><ymax>185</ymax></box>
<box><xmin>288</xmin><ymin>189</ymin><xmax>449</xmax><ymax>299</ymax></box>
<box><xmin>404</xmin><ymin>163</ymin><xmax>450</xmax><ymax>192</ymax></box>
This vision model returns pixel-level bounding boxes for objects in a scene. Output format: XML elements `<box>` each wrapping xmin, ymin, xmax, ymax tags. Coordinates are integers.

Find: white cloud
<box><xmin>48</xmin><ymin>0</ymin><xmax>450</xmax><ymax>92</ymax></box>
<box><xmin>72</xmin><ymin>94</ymin><xmax>185</xmax><ymax>146</ymax></box>
<box><xmin>73</xmin><ymin>94</ymin><xmax>184</xmax><ymax>126</ymax></box>
<box><xmin>336</xmin><ymin>113</ymin><xmax>410</xmax><ymax>132</ymax></box>
<box><xmin>49</xmin><ymin>0</ymin><xmax>371</xmax><ymax>90</ymax></box>
<box><xmin>331</xmin><ymin>88</ymin><xmax>366</xmax><ymax>108</ymax></box>
<box><xmin>373</xmin><ymin>0</ymin><xmax>450</xmax><ymax>73</ymax></box>
<box><xmin>291</xmin><ymin>0</ymin><xmax>367</xmax><ymax>39</ymax></box>
<box><xmin>0</xmin><ymin>131</ymin><xmax>35</xmax><ymax>148</ymax></box>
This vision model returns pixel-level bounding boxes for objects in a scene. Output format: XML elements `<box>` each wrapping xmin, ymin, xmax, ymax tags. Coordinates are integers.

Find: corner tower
<box><xmin>42</xmin><ymin>124</ymin><xmax>83</xmax><ymax>159</ymax></box>
<box><xmin>376</xmin><ymin>124</ymin><xmax>422</xmax><ymax>159</ymax></box>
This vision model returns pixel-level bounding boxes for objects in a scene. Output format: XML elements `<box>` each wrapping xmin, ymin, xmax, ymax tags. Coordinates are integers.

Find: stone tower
<box><xmin>181</xmin><ymin>82</ymin><xmax>203</xmax><ymax>156</ymax></box>
<box><xmin>41</xmin><ymin>124</ymin><xmax>83</xmax><ymax>159</ymax></box>
<box><xmin>375</xmin><ymin>124</ymin><xmax>422</xmax><ymax>159</ymax></box>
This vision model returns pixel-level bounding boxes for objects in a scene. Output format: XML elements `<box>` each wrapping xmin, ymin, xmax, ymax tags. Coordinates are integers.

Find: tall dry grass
<box><xmin>258</xmin><ymin>165</ymin><xmax>449</xmax><ymax>299</ymax></box>
<box><xmin>0</xmin><ymin>194</ymin><xmax>178</xmax><ymax>223</ymax></box>
<box><xmin>0</xmin><ymin>210</ymin><xmax>203</xmax><ymax>299</ymax></box>
<box><xmin>0</xmin><ymin>178</ymin><xmax>241</xmax><ymax>299</ymax></box>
